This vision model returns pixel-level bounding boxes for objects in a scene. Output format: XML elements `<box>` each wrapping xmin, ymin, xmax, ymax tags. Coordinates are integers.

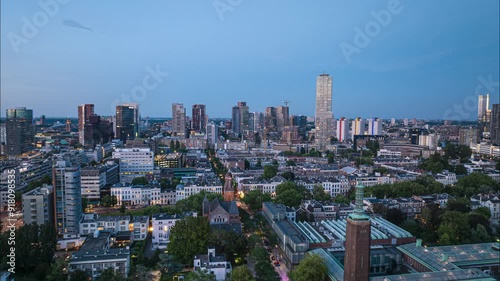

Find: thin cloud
<box><xmin>62</xmin><ymin>20</ymin><xmax>92</xmax><ymax>31</ymax></box>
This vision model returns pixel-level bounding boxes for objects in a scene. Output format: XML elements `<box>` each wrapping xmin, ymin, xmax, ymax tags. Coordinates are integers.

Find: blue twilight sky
<box><xmin>1</xmin><ymin>0</ymin><xmax>499</xmax><ymax>120</ymax></box>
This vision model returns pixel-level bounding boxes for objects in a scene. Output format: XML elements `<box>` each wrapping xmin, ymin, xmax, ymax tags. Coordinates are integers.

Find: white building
<box><xmin>193</xmin><ymin>247</ymin><xmax>232</xmax><ymax>281</ymax></box>
<box><xmin>434</xmin><ymin>172</ymin><xmax>457</xmax><ymax>185</ymax></box>
<box><xmin>152</xmin><ymin>212</ymin><xmax>196</xmax><ymax>249</ymax></box>
<box><xmin>377</xmin><ymin>149</ymin><xmax>402</xmax><ymax>157</ymax></box>
<box><xmin>470</xmin><ymin>194</ymin><xmax>500</xmax><ymax>226</ymax></box>
<box><xmin>336</xmin><ymin>117</ymin><xmax>349</xmax><ymax>142</ymax></box>
<box><xmin>367</xmin><ymin>118</ymin><xmax>383</xmax><ymax>135</ymax></box>
<box><xmin>175</xmin><ymin>183</ymin><xmax>222</xmax><ymax>202</ymax></box>
<box><xmin>315</xmin><ymin>73</ymin><xmax>334</xmax><ymax>151</ymax></box>
<box><xmin>112</xmin><ymin>148</ymin><xmax>154</xmax><ymax>183</ymax></box>
<box><xmin>239</xmin><ymin>176</ymin><xmax>285</xmax><ymax>196</ymax></box>
<box><xmin>206</xmin><ymin>122</ymin><xmax>219</xmax><ymax>149</ymax></box>
<box><xmin>296</xmin><ymin>177</ymin><xmax>350</xmax><ymax>197</ymax></box>
<box><xmin>111</xmin><ymin>184</ymin><xmax>161</xmax><ymax>206</ymax></box>
<box><xmin>351</xmin><ymin>118</ymin><xmax>366</xmax><ymax>141</ymax></box>
<box><xmin>54</xmin><ymin>160</ymin><xmax>82</xmax><ymax>239</ymax></box>
<box><xmin>131</xmin><ymin>216</ymin><xmax>149</xmax><ymax>241</ymax></box>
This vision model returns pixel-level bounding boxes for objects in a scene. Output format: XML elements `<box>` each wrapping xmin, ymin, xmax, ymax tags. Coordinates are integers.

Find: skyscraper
<box><xmin>315</xmin><ymin>74</ymin><xmax>334</xmax><ymax>150</ymax></box>
<box><xmin>231</xmin><ymin>102</ymin><xmax>250</xmax><ymax>135</ymax></box>
<box><xmin>172</xmin><ymin>103</ymin><xmax>186</xmax><ymax>137</ymax></box>
<box><xmin>6</xmin><ymin>107</ymin><xmax>34</xmax><ymax>156</ymax></box>
<box><xmin>478</xmin><ymin>94</ymin><xmax>490</xmax><ymax>122</ymax></box>
<box><xmin>84</xmin><ymin>115</ymin><xmax>114</xmax><ymax>146</ymax></box>
<box><xmin>78</xmin><ymin>104</ymin><xmax>94</xmax><ymax>145</ymax></box>
<box><xmin>192</xmin><ymin>104</ymin><xmax>207</xmax><ymax>133</ymax></box>
<box><xmin>53</xmin><ymin>160</ymin><xmax>82</xmax><ymax>239</ymax></box>
<box><xmin>490</xmin><ymin>104</ymin><xmax>500</xmax><ymax>145</ymax></box>
<box><xmin>276</xmin><ymin>105</ymin><xmax>290</xmax><ymax>135</ymax></box>
<box><xmin>368</xmin><ymin>118</ymin><xmax>382</xmax><ymax>135</ymax></box>
<box><xmin>116</xmin><ymin>104</ymin><xmax>139</xmax><ymax>143</ymax></box>
<box><xmin>344</xmin><ymin>185</ymin><xmax>371</xmax><ymax>281</ymax></box>
<box><xmin>351</xmin><ymin>117</ymin><xmax>366</xmax><ymax>141</ymax></box>
<box><xmin>206</xmin><ymin>122</ymin><xmax>219</xmax><ymax>149</ymax></box>
<box><xmin>231</xmin><ymin>106</ymin><xmax>240</xmax><ymax>134</ymax></box>
<box><xmin>265</xmin><ymin>107</ymin><xmax>277</xmax><ymax>133</ymax></box>
<box><xmin>336</xmin><ymin>117</ymin><xmax>349</xmax><ymax>142</ymax></box>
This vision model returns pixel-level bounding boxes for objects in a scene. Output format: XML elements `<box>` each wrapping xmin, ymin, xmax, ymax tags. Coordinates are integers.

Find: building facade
<box><xmin>315</xmin><ymin>74</ymin><xmax>334</xmax><ymax>150</ymax></box>
<box><xmin>53</xmin><ymin>160</ymin><xmax>82</xmax><ymax>239</ymax></box>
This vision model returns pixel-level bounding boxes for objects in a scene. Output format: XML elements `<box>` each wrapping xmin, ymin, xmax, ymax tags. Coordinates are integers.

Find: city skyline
<box><xmin>1</xmin><ymin>1</ymin><xmax>499</xmax><ymax>119</ymax></box>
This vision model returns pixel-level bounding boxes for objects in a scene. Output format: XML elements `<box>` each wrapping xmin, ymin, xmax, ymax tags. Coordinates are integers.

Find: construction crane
<box><xmin>284</xmin><ymin>100</ymin><xmax>291</xmax><ymax>107</ymax></box>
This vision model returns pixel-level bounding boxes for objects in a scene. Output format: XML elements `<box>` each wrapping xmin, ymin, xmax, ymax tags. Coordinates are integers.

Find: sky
<box><xmin>1</xmin><ymin>0</ymin><xmax>499</xmax><ymax>120</ymax></box>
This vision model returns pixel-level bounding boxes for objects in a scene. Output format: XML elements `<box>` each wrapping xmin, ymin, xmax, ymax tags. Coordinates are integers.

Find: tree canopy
<box><xmin>168</xmin><ymin>216</ymin><xmax>211</xmax><ymax>264</ymax></box>
<box><xmin>275</xmin><ymin>182</ymin><xmax>309</xmax><ymax>207</ymax></box>
<box><xmin>229</xmin><ymin>266</ymin><xmax>255</xmax><ymax>281</ymax></box>
<box><xmin>288</xmin><ymin>254</ymin><xmax>328</xmax><ymax>281</ymax></box>
<box><xmin>241</xmin><ymin>190</ymin><xmax>272</xmax><ymax>211</ymax></box>
<box><xmin>312</xmin><ymin>185</ymin><xmax>331</xmax><ymax>202</ymax></box>
<box><xmin>262</xmin><ymin>165</ymin><xmax>278</xmax><ymax>180</ymax></box>
<box><xmin>131</xmin><ymin>177</ymin><xmax>149</xmax><ymax>185</ymax></box>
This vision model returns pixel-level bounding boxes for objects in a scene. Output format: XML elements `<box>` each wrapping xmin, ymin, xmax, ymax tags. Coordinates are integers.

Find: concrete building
<box><xmin>206</xmin><ymin>122</ymin><xmax>219</xmax><ymax>149</ymax></box>
<box><xmin>193</xmin><ymin>247</ymin><xmax>232</xmax><ymax>281</ymax></box>
<box><xmin>192</xmin><ymin>104</ymin><xmax>207</xmax><ymax>134</ymax></box>
<box><xmin>111</xmin><ymin>184</ymin><xmax>161</xmax><ymax>206</ymax></box>
<box><xmin>276</xmin><ymin>105</ymin><xmax>290</xmax><ymax>135</ymax></box>
<box><xmin>78</xmin><ymin>104</ymin><xmax>95</xmax><ymax>145</ymax></box>
<box><xmin>459</xmin><ymin>127</ymin><xmax>479</xmax><ymax>146</ymax></box>
<box><xmin>478</xmin><ymin>94</ymin><xmax>490</xmax><ymax>123</ymax></box>
<box><xmin>22</xmin><ymin>184</ymin><xmax>54</xmax><ymax>225</ymax></box>
<box><xmin>315</xmin><ymin>74</ymin><xmax>334</xmax><ymax>150</ymax></box>
<box><xmin>367</xmin><ymin>118</ymin><xmax>383</xmax><ymax>136</ymax></box>
<box><xmin>172</xmin><ymin>103</ymin><xmax>186</xmax><ymax>137</ymax></box>
<box><xmin>491</xmin><ymin>104</ymin><xmax>500</xmax><ymax>145</ymax></box>
<box><xmin>5</xmin><ymin>107</ymin><xmax>34</xmax><ymax>156</ymax></box>
<box><xmin>68</xmin><ymin>230</ymin><xmax>130</xmax><ymax>280</ymax></box>
<box><xmin>336</xmin><ymin>117</ymin><xmax>349</xmax><ymax>142</ymax></box>
<box><xmin>351</xmin><ymin>117</ymin><xmax>366</xmax><ymax>141</ymax></box>
<box><xmin>131</xmin><ymin>216</ymin><xmax>149</xmax><ymax>241</ymax></box>
<box><xmin>53</xmin><ymin>160</ymin><xmax>82</xmax><ymax>239</ymax></box>
<box><xmin>112</xmin><ymin>148</ymin><xmax>154</xmax><ymax>183</ymax></box>
<box><xmin>80</xmin><ymin>166</ymin><xmax>107</xmax><ymax>202</ymax></box>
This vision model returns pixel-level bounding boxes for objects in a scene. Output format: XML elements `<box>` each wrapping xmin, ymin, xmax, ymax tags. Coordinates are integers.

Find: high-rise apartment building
<box><xmin>265</xmin><ymin>107</ymin><xmax>277</xmax><ymax>133</ymax></box>
<box><xmin>192</xmin><ymin>104</ymin><xmax>206</xmax><ymax>134</ymax></box>
<box><xmin>490</xmin><ymin>104</ymin><xmax>500</xmax><ymax>145</ymax></box>
<box><xmin>78</xmin><ymin>104</ymin><xmax>95</xmax><ymax>145</ymax></box>
<box><xmin>351</xmin><ymin>117</ymin><xmax>366</xmax><ymax>141</ymax></box>
<box><xmin>116</xmin><ymin>104</ymin><xmax>139</xmax><ymax>143</ymax></box>
<box><xmin>231</xmin><ymin>102</ymin><xmax>250</xmax><ymax>135</ymax></box>
<box><xmin>459</xmin><ymin>127</ymin><xmax>478</xmax><ymax>146</ymax></box>
<box><xmin>81</xmin><ymin>166</ymin><xmax>107</xmax><ymax>203</ymax></box>
<box><xmin>367</xmin><ymin>118</ymin><xmax>382</xmax><ymax>136</ymax></box>
<box><xmin>22</xmin><ymin>184</ymin><xmax>54</xmax><ymax>226</ymax></box>
<box><xmin>206</xmin><ymin>122</ymin><xmax>219</xmax><ymax>149</ymax></box>
<box><xmin>344</xmin><ymin>185</ymin><xmax>371</xmax><ymax>281</ymax></box>
<box><xmin>172</xmin><ymin>103</ymin><xmax>186</xmax><ymax>137</ymax></box>
<box><xmin>231</xmin><ymin>106</ymin><xmax>240</xmax><ymax>134</ymax></box>
<box><xmin>315</xmin><ymin>74</ymin><xmax>334</xmax><ymax>150</ymax></box>
<box><xmin>83</xmin><ymin>115</ymin><xmax>114</xmax><ymax>147</ymax></box>
<box><xmin>478</xmin><ymin>94</ymin><xmax>490</xmax><ymax>122</ymax></box>
<box><xmin>6</xmin><ymin>107</ymin><xmax>34</xmax><ymax>156</ymax></box>
<box><xmin>336</xmin><ymin>117</ymin><xmax>349</xmax><ymax>142</ymax></box>
<box><xmin>53</xmin><ymin>160</ymin><xmax>82</xmax><ymax>238</ymax></box>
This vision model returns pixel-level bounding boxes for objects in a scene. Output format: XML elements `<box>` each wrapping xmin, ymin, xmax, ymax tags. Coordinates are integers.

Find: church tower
<box><xmin>223</xmin><ymin>171</ymin><xmax>234</xmax><ymax>201</ymax></box>
<box><xmin>344</xmin><ymin>185</ymin><xmax>371</xmax><ymax>281</ymax></box>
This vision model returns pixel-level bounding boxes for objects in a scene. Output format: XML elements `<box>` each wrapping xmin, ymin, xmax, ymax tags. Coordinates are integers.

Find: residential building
<box><xmin>152</xmin><ymin>212</ymin><xmax>196</xmax><ymax>249</ymax></box>
<box><xmin>131</xmin><ymin>216</ymin><xmax>149</xmax><ymax>241</ymax></box>
<box><xmin>459</xmin><ymin>127</ymin><xmax>479</xmax><ymax>146</ymax></box>
<box><xmin>351</xmin><ymin>117</ymin><xmax>366</xmax><ymax>141</ymax></box>
<box><xmin>192</xmin><ymin>104</ymin><xmax>207</xmax><ymax>133</ymax></box>
<box><xmin>22</xmin><ymin>184</ymin><xmax>54</xmax><ymax>225</ymax></box>
<box><xmin>112</xmin><ymin>148</ymin><xmax>154</xmax><ymax>183</ymax></box>
<box><xmin>336</xmin><ymin>117</ymin><xmax>349</xmax><ymax>142</ymax></box>
<box><xmin>80</xmin><ymin>166</ymin><xmax>107</xmax><ymax>202</ymax></box>
<box><xmin>315</xmin><ymin>74</ymin><xmax>334</xmax><ymax>150</ymax></box>
<box><xmin>206</xmin><ymin>122</ymin><xmax>219</xmax><ymax>149</ymax></box>
<box><xmin>53</xmin><ymin>160</ymin><xmax>82</xmax><ymax>239</ymax></box>
<box><xmin>175</xmin><ymin>182</ymin><xmax>222</xmax><ymax>202</ymax></box>
<box><xmin>193</xmin><ymin>247</ymin><xmax>232</xmax><ymax>281</ymax></box>
<box><xmin>367</xmin><ymin>118</ymin><xmax>383</xmax><ymax>136</ymax></box>
<box><xmin>172</xmin><ymin>103</ymin><xmax>186</xmax><ymax>137</ymax></box>
<box><xmin>111</xmin><ymin>184</ymin><xmax>161</xmax><ymax>206</ymax></box>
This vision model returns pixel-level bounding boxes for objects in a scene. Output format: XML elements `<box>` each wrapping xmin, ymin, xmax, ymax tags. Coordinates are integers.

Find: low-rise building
<box><xmin>193</xmin><ymin>247</ymin><xmax>232</xmax><ymax>281</ymax></box>
<box><xmin>152</xmin><ymin>212</ymin><xmax>196</xmax><ymax>249</ymax></box>
<box><xmin>22</xmin><ymin>184</ymin><xmax>54</xmax><ymax>225</ymax></box>
<box><xmin>131</xmin><ymin>216</ymin><xmax>149</xmax><ymax>241</ymax></box>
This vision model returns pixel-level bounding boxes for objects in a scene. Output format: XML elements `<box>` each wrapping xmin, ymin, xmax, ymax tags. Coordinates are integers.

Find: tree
<box><xmin>229</xmin><ymin>266</ymin><xmax>255</xmax><ymax>281</ymax></box>
<box><xmin>386</xmin><ymin>208</ymin><xmax>405</xmax><ymax>226</ymax></box>
<box><xmin>120</xmin><ymin>204</ymin><xmax>127</xmax><ymax>214</ymax></box>
<box><xmin>333</xmin><ymin>194</ymin><xmax>349</xmax><ymax>204</ymax></box>
<box><xmin>98</xmin><ymin>268</ymin><xmax>124</xmax><ymax>281</ymax></box>
<box><xmin>286</xmin><ymin>160</ymin><xmax>296</xmax><ymax>166</ymax></box>
<box><xmin>251</xmin><ymin>247</ymin><xmax>279</xmax><ymax>281</ymax></box>
<box><xmin>134</xmin><ymin>265</ymin><xmax>154</xmax><ymax>281</ymax></box>
<box><xmin>282</xmin><ymin>171</ymin><xmax>295</xmax><ymax>181</ymax></box>
<box><xmin>45</xmin><ymin>258</ymin><xmax>68</xmax><ymax>281</ymax></box>
<box><xmin>245</xmin><ymin>159</ymin><xmax>251</xmax><ymax>170</ymax></box>
<box><xmin>241</xmin><ymin>190</ymin><xmax>272</xmax><ymax>211</ymax></box>
<box><xmin>312</xmin><ymin>185</ymin><xmax>331</xmax><ymax>202</ymax></box>
<box><xmin>175</xmin><ymin>140</ymin><xmax>180</xmax><ymax>150</ymax></box>
<box><xmin>132</xmin><ymin>177</ymin><xmax>149</xmax><ymax>185</ymax></box>
<box><xmin>207</xmin><ymin>230</ymin><xmax>248</xmax><ymax>264</ymax></box>
<box><xmin>256</xmin><ymin>160</ymin><xmax>262</xmax><ymax>168</ymax></box>
<box><xmin>69</xmin><ymin>270</ymin><xmax>87</xmax><ymax>281</ymax></box>
<box><xmin>327</xmin><ymin>154</ymin><xmax>334</xmax><ymax>164</ymax></box>
<box><xmin>275</xmin><ymin>182</ymin><xmax>308</xmax><ymax>207</ymax></box>
<box><xmin>444</xmin><ymin>143</ymin><xmax>472</xmax><ymax>162</ymax></box>
<box><xmin>447</xmin><ymin>198</ymin><xmax>471</xmax><ymax>213</ymax></box>
<box><xmin>170</xmin><ymin>140</ymin><xmax>175</xmax><ymax>149</ymax></box>
<box><xmin>262</xmin><ymin>165</ymin><xmax>278</xmax><ymax>180</ymax></box>
<box><xmin>34</xmin><ymin>263</ymin><xmax>50</xmax><ymax>281</ymax></box>
<box><xmin>474</xmin><ymin>207</ymin><xmax>492</xmax><ymax>219</ymax></box>
<box><xmin>455</xmin><ymin>172</ymin><xmax>498</xmax><ymax>197</ymax></box>
<box><xmin>158</xmin><ymin>254</ymin><xmax>184</xmax><ymax>275</ymax></box>
<box><xmin>470</xmin><ymin>224</ymin><xmax>491</xmax><ymax>243</ymax></box>
<box><xmin>81</xmin><ymin>197</ymin><xmax>88</xmax><ymax>211</ymax></box>
<box><xmin>288</xmin><ymin>254</ymin><xmax>327</xmax><ymax>281</ymax></box>
<box><xmin>438</xmin><ymin>211</ymin><xmax>470</xmax><ymax>245</ymax></box>
<box><xmin>454</xmin><ymin>165</ymin><xmax>467</xmax><ymax>175</ymax></box>
<box><xmin>185</xmin><ymin>270</ymin><xmax>216</xmax><ymax>281</ymax></box>
<box><xmin>496</xmin><ymin>160</ymin><xmax>500</xmax><ymax>171</ymax></box>
<box><xmin>168</xmin><ymin>216</ymin><xmax>211</xmax><ymax>264</ymax></box>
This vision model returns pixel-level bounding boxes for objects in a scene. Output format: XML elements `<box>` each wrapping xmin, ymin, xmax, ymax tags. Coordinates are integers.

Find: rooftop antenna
<box><xmin>284</xmin><ymin>100</ymin><xmax>291</xmax><ymax>107</ymax></box>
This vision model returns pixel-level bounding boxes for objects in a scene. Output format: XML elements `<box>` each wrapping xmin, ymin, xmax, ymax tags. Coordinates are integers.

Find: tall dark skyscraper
<box><xmin>231</xmin><ymin>102</ymin><xmax>249</xmax><ymax>135</ymax></box>
<box><xmin>231</xmin><ymin>106</ymin><xmax>240</xmax><ymax>134</ymax></box>
<box><xmin>172</xmin><ymin>103</ymin><xmax>186</xmax><ymax>137</ymax></box>
<box><xmin>6</xmin><ymin>107</ymin><xmax>34</xmax><ymax>156</ymax></box>
<box><xmin>116</xmin><ymin>104</ymin><xmax>139</xmax><ymax>143</ymax></box>
<box><xmin>191</xmin><ymin>104</ymin><xmax>206</xmax><ymax>133</ymax></box>
<box><xmin>265</xmin><ymin>107</ymin><xmax>277</xmax><ymax>133</ymax></box>
<box><xmin>344</xmin><ymin>184</ymin><xmax>371</xmax><ymax>281</ymax></box>
<box><xmin>490</xmin><ymin>104</ymin><xmax>500</xmax><ymax>145</ymax></box>
<box><xmin>84</xmin><ymin>115</ymin><xmax>114</xmax><ymax>146</ymax></box>
<box><xmin>78</xmin><ymin>104</ymin><xmax>95</xmax><ymax>145</ymax></box>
